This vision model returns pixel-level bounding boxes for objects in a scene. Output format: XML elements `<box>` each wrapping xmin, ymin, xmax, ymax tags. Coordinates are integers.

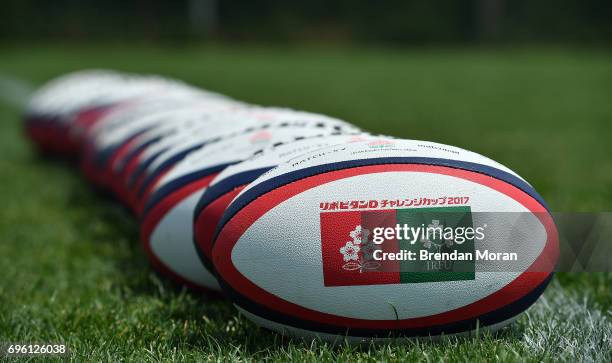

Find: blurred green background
<box><xmin>2</xmin><ymin>0</ymin><xmax>612</xmax><ymax>44</ymax></box>
<box><xmin>0</xmin><ymin>1</ymin><xmax>610</xmax><ymax>361</ymax></box>
<box><xmin>2</xmin><ymin>0</ymin><xmax>611</xmax><ymax>210</ymax></box>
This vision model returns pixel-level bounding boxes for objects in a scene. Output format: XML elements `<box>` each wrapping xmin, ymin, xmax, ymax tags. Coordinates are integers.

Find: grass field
<box><xmin>0</xmin><ymin>45</ymin><xmax>610</xmax><ymax>361</ymax></box>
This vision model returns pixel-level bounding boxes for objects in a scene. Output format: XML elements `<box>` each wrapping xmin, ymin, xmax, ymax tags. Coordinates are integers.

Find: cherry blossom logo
<box><xmin>339</xmin><ymin>241</ymin><xmax>359</xmax><ymax>262</ymax></box>
<box><xmin>340</xmin><ymin>225</ymin><xmax>381</xmax><ymax>272</ymax></box>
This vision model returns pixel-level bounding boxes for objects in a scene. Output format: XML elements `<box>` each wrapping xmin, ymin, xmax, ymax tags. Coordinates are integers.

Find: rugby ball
<box><xmin>80</xmin><ymin>99</ymin><xmax>242</xmax><ymax>190</ymax></box>
<box><xmin>26</xmin><ymin>69</ymin><xmax>229</xmax><ymax>157</ymax></box>
<box><xmin>101</xmin><ymin>103</ymin><xmax>250</xmax><ymax>205</ymax></box>
<box><xmin>140</xmin><ymin>123</ymin><xmax>359</xmax><ymax>292</ymax></box>
<box><xmin>212</xmin><ymin>138</ymin><xmax>559</xmax><ymax>341</ymax></box>
<box><xmin>24</xmin><ymin>70</ymin><xmax>125</xmax><ymax>155</ymax></box>
<box><xmin>131</xmin><ymin>109</ymin><xmax>359</xmax><ymax>215</ymax></box>
<box><xmin>194</xmin><ymin>133</ymin><xmax>375</xmax><ymax>275</ymax></box>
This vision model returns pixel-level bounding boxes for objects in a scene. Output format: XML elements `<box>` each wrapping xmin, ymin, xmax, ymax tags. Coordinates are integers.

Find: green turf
<box><xmin>0</xmin><ymin>45</ymin><xmax>610</xmax><ymax>361</ymax></box>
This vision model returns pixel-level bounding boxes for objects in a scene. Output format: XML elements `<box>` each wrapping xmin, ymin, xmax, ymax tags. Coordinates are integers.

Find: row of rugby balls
<box><xmin>24</xmin><ymin>70</ymin><xmax>558</xmax><ymax>341</ymax></box>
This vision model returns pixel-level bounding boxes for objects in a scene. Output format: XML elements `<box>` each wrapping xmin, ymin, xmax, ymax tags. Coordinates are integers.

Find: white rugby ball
<box><xmin>212</xmin><ymin>138</ymin><xmax>559</xmax><ymax>341</ymax></box>
<box><xmin>194</xmin><ymin>133</ymin><xmax>376</xmax><ymax>275</ymax></box>
<box><xmin>131</xmin><ymin>109</ymin><xmax>360</xmax><ymax>215</ymax></box>
<box><xmin>24</xmin><ymin>70</ymin><xmax>126</xmax><ymax>154</ymax></box>
<box><xmin>81</xmin><ymin>98</ymin><xmax>242</xmax><ymax>188</ymax></box>
<box><xmin>140</xmin><ymin>123</ymin><xmax>359</xmax><ymax>292</ymax></box>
